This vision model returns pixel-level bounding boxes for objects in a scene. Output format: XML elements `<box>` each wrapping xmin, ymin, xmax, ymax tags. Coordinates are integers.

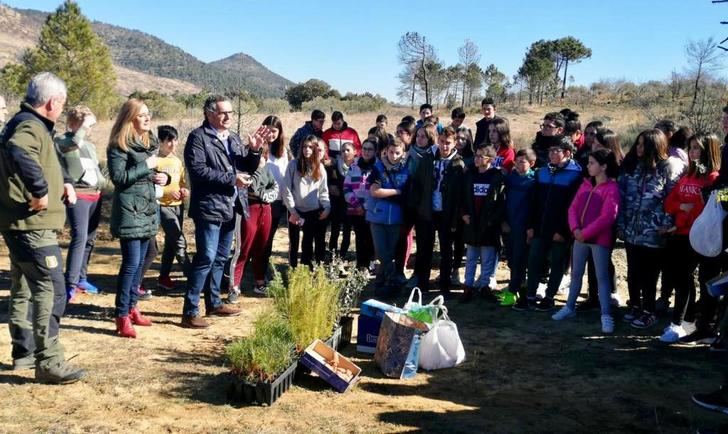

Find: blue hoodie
<box><xmin>527</xmin><ymin>159</ymin><xmax>583</xmax><ymax>238</ymax></box>
<box><xmin>505</xmin><ymin>168</ymin><xmax>536</xmax><ymax>230</ymax></box>
<box><xmin>366</xmin><ymin>158</ymin><xmax>410</xmax><ymax>225</ymax></box>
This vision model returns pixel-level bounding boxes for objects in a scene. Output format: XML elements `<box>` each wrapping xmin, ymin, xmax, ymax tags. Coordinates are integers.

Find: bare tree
<box><xmin>685</xmin><ymin>37</ymin><xmax>722</xmax><ymax>111</ymax></box>
<box><xmin>458</xmin><ymin>39</ymin><xmax>481</xmax><ymax>105</ymax></box>
<box><xmin>398</xmin><ymin>32</ymin><xmax>436</xmax><ymax>104</ymax></box>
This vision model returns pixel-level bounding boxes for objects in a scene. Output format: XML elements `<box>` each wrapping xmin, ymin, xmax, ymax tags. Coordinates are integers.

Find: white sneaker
<box><xmin>601</xmin><ymin>315</ymin><xmax>615</xmax><ymax>334</ymax></box>
<box><xmin>558</xmin><ymin>276</ymin><xmax>571</xmax><ymax>295</ymax></box>
<box><xmin>488</xmin><ymin>276</ymin><xmax>498</xmax><ymax>290</ymax></box>
<box><xmin>682</xmin><ymin>321</ymin><xmax>697</xmax><ymax>336</ymax></box>
<box><xmin>552</xmin><ymin>306</ymin><xmax>576</xmax><ymax>321</ymax></box>
<box><xmin>660</xmin><ymin>323</ymin><xmax>687</xmax><ymax>343</ymax></box>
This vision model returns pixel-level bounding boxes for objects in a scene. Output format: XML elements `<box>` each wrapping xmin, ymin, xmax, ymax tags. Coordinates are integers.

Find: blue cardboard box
<box><xmin>357</xmin><ymin>299</ymin><xmax>402</xmax><ymax>354</ymax></box>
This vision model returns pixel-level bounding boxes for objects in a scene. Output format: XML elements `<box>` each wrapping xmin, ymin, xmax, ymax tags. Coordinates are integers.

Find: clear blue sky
<box><xmin>7</xmin><ymin>0</ymin><xmax>727</xmax><ymax>101</ymax></box>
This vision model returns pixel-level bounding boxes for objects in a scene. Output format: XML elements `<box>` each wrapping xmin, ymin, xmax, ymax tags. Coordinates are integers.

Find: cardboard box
<box><xmin>300</xmin><ymin>340</ymin><xmax>361</xmax><ymax>393</ymax></box>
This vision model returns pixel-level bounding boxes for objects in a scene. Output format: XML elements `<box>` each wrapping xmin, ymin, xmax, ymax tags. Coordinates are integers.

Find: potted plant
<box><xmin>325</xmin><ymin>258</ymin><xmax>369</xmax><ymax>350</ymax></box>
<box><xmin>225</xmin><ymin>309</ymin><xmax>298</xmax><ymax>406</ymax></box>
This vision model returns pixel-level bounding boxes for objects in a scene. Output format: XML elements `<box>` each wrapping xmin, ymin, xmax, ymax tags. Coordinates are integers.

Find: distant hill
<box><xmin>0</xmin><ymin>4</ymin><xmax>294</xmax><ymax>97</ymax></box>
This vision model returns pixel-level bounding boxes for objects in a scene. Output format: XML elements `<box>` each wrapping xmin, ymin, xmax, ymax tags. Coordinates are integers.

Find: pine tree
<box><xmin>0</xmin><ymin>0</ymin><xmax>117</xmax><ymax>116</ymax></box>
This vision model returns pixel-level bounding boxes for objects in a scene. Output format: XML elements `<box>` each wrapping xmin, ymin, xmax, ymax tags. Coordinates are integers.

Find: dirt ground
<box><xmin>0</xmin><ymin>216</ymin><xmax>727</xmax><ymax>433</ymax></box>
<box><xmin>0</xmin><ymin>107</ymin><xmax>725</xmax><ymax>433</ymax></box>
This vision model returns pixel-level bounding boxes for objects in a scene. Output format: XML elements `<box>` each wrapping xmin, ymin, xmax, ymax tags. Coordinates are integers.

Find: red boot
<box><xmin>129</xmin><ymin>307</ymin><xmax>152</xmax><ymax>326</ymax></box>
<box><xmin>115</xmin><ymin>316</ymin><xmax>137</xmax><ymax>338</ymax></box>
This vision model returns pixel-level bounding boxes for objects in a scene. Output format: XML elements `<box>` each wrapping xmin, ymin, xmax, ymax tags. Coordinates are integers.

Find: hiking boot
<box><xmin>499</xmin><ymin>291</ymin><xmax>517</xmax><ymax>307</ymax></box>
<box><xmin>535</xmin><ymin>297</ymin><xmax>555</xmax><ymax>312</ymax></box>
<box><xmin>77</xmin><ymin>279</ymin><xmax>100</xmax><ymax>295</ymax></box>
<box><xmin>225</xmin><ymin>288</ymin><xmax>241</xmax><ymax>305</ymax></box>
<box><xmin>136</xmin><ymin>285</ymin><xmax>152</xmax><ymax>301</ymax></box>
<box><xmin>36</xmin><ymin>360</ymin><xmax>86</xmax><ymax>384</ymax></box>
<box><xmin>207</xmin><ymin>304</ymin><xmax>241</xmax><ymax>317</ymax></box>
<box><xmin>693</xmin><ymin>387</ymin><xmax>728</xmax><ymax>414</ymax></box>
<box><xmin>631</xmin><ymin>311</ymin><xmax>657</xmax><ymax>329</ymax></box>
<box><xmin>129</xmin><ymin>307</ymin><xmax>152</xmax><ymax>326</ymax></box>
<box><xmin>181</xmin><ymin>315</ymin><xmax>209</xmax><ymax>329</ymax></box>
<box><xmin>115</xmin><ymin>316</ymin><xmax>137</xmax><ymax>338</ymax></box>
<box><xmin>158</xmin><ymin>275</ymin><xmax>176</xmax><ymax>291</ymax></box>
<box><xmin>12</xmin><ymin>354</ymin><xmax>35</xmax><ymax>371</ymax></box>
<box><xmin>601</xmin><ymin>315</ymin><xmax>615</xmax><ymax>334</ymax></box>
<box><xmin>576</xmin><ymin>297</ymin><xmax>600</xmax><ymax>312</ymax></box>
<box><xmin>552</xmin><ymin>306</ymin><xmax>576</xmax><ymax>321</ymax></box>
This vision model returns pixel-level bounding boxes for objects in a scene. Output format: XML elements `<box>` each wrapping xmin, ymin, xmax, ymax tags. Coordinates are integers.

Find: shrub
<box><xmin>267</xmin><ymin>265</ymin><xmax>341</xmax><ymax>351</ymax></box>
<box><xmin>259</xmin><ymin>98</ymin><xmax>291</xmax><ymax>114</ymax></box>
<box><xmin>225</xmin><ymin>308</ymin><xmax>295</xmax><ymax>382</ymax></box>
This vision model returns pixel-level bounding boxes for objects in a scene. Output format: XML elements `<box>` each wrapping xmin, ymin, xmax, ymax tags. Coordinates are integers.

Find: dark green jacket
<box><xmin>0</xmin><ymin>103</ymin><xmax>65</xmax><ymax>231</ymax></box>
<box><xmin>107</xmin><ymin>136</ymin><xmax>159</xmax><ymax>239</ymax></box>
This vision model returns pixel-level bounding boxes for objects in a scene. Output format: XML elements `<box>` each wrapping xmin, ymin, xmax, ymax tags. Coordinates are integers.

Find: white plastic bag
<box><xmin>690</xmin><ymin>191</ymin><xmax>727</xmax><ymax>257</ymax></box>
<box><xmin>403</xmin><ymin>287</ymin><xmax>423</xmax><ymax>310</ymax></box>
<box><xmin>418</xmin><ymin>307</ymin><xmax>466</xmax><ymax>371</ymax></box>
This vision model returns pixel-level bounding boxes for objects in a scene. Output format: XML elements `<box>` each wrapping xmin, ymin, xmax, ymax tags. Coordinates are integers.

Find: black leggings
<box><xmin>289</xmin><ymin>209</ymin><xmax>327</xmax><ymax>267</ymax></box>
<box><xmin>625</xmin><ymin>243</ymin><xmax>663</xmax><ymax>313</ymax></box>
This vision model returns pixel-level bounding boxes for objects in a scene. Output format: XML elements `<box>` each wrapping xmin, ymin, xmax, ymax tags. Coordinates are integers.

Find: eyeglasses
<box><xmin>474</xmin><ymin>154</ymin><xmax>490</xmax><ymax>159</ymax></box>
<box><xmin>541</xmin><ymin>124</ymin><xmax>557</xmax><ymax>130</ymax></box>
<box><xmin>216</xmin><ymin>111</ymin><xmax>233</xmax><ymax>117</ymax></box>
<box><xmin>548</xmin><ymin>148</ymin><xmax>565</xmax><ymax>154</ymax></box>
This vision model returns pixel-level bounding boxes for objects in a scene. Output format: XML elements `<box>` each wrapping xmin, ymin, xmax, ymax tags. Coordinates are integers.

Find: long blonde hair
<box><xmin>109</xmin><ymin>98</ymin><xmax>150</xmax><ymax>152</ymax></box>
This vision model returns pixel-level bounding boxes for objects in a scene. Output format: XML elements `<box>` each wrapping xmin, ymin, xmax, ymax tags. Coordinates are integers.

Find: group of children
<box><xmin>59</xmin><ymin>97</ymin><xmax>728</xmax><ymax>342</ymax></box>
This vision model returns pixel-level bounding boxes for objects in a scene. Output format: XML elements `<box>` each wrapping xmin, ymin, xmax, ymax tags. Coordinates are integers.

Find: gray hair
<box><xmin>25</xmin><ymin>72</ymin><xmax>67</xmax><ymax>107</ymax></box>
<box><xmin>203</xmin><ymin>94</ymin><xmax>228</xmax><ymax>115</ymax></box>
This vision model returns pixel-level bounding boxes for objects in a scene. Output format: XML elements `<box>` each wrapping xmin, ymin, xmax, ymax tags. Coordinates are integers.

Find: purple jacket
<box><xmin>568</xmin><ymin>178</ymin><xmax>620</xmax><ymax>248</ymax></box>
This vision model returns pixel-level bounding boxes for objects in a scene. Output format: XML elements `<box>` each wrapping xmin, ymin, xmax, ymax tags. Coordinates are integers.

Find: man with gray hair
<box><xmin>0</xmin><ymin>72</ymin><xmax>85</xmax><ymax>383</ymax></box>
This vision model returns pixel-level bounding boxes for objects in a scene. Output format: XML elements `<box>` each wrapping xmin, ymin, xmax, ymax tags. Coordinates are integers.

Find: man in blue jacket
<box><xmin>181</xmin><ymin>95</ymin><xmax>262</xmax><ymax>328</ymax></box>
<box><xmin>521</xmin><ymin>137</ymin><xmax>582</xmax><ymax>311</ymax></box>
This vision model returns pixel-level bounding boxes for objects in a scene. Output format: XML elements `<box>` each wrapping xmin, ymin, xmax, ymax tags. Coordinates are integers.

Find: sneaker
<box><xmin>552</xmin><ymin>306</ymin><xmax>576</xmax><ymax>321</ymax></box>
<box><xmin>35</xmin><ymin>360</ymin><xmax>87</xmax><ymax>384</ymax></box>
<box><xmin>480</xmin><ymin>287</ymin><xmax>500</xmax><ymax>303</ymax></box>
<box><xmin>253</xmin><ymin>284</ymin><xmax>268</xmax><ymax>296</ymax></box>
<box><xmin>680</xmin><ymin>329</ymin><xmax>718</xmax><ymax>345</ymax></box>
<box><xmin>225</xmin><ymin>289</ymin><xmax>240</xmax><ymax>305</ymax></box>
<box><xmin>512</xmin><ymin>297</ymin><xmax>535</xmax><ymax>312</ymax></box>
<box><xmin>610</xmin><ymin>292</ymin><xmax>623</xmax><ymax>307</ymax></box>
<box><xmin>660</xmin><ymin>323</ymin><xmax>687</xmax><ymax>343</ymax></box>
<box><xmin>12</xmin><ymin>354</ymin><xmax>35</xmax><ymax>371</ymax></box>
<box><xmin>158</xmin><ymin>276</ymin><xmax>175</xmax><ymax>291</ymax></box>
<box><xmin>136</xmin><ymin>286</ymin><xmax>152</xmax><ymax>301</ymax></box>
<box><xmin>450</xmin><ymin>270</ymin><xmax>463</xmax><ymax>287</ymax></box>
<box><xmin>623</xmin><ymin>306</ymin><xmax>642</xmax><ymax>323</ymax></box>
<box><xmin>631</xmin><ymin>312</ymin><xmax>657</xmax><ymax>329</ymax></box>
<box><xmin>710</xmin><ymin>337</ymin><xmax>727</xmax><ymax>353</ymax></box>
<box><xmin>692</xmin><ymin>387</ymin><xmax>728</xmax><ymax>414</ymax></box>
<box><xmin>576</xmin><ymin>297</ymin><xmax>600</xmax><ymax>312</ymax></box>
<box><xmin>181</xmin><ymin>314</ymin><xmax>210</xmax><ymax>329</ymax></box>
<box><xmin>499</xmin><ymin>291</ymin><xmax>517</xmax><ymax>307</ymax></box>
<box><xmin>77</xmin><ymin>279</ymin><xmax>100</xmax><ymax>295</ymax></box>
<box><xmin>535</xmin><ymin>297</ymin><xmax>555</xmax><ymax>312</ymax></box>
<box><xmin>601</xmin><ymin>315</ymin><xmax>615</xmax><ymax>334</ymax></box>
<box><xmin>207</xmin><ymin>304</ymin><xmax>241</xmax><ymax>317</ymax></box>
<box><xmin>558</xmin><ymin>276</ymin><xmax>571</xmax><ymax>295</ymax></box>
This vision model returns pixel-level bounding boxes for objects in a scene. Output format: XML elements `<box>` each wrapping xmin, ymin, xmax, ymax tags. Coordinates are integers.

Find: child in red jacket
<box><xmin>661</xmin><ymin>133</ymin><xmax>722</xmax><ymax>343</ymax></box>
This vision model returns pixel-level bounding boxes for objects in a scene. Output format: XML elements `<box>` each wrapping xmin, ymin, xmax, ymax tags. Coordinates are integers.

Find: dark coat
<box><xmin>462</xmin><ymin>168</ymin><xmax>506</xmax><ymax>246</ymax></box>
<box><xmin>435</xmin><ymin>150</ymin><xmax>467</xmax><ymax>231</ymax></box>
<box><xmin>184</xmin><ymin>122</ymin><xmax>260</xmax><ymax>223</ymax></box>
<box><xmin>107</xmin><ymin>136</ymin><xmax>159</xmax><ymax>239</ymax></box>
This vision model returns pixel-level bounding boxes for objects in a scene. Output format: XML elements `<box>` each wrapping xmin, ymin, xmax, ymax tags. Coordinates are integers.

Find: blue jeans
<box><xmin>371</xmin><ymin>223</ymin><xmax>401</xmax><ymax>288</ymax></box>
<box><xmin>65</xmin><ymin>197</ymin><xmax>101</xmax><ymax>287</ymax></box>
<box><xmin>565</xmin><ymin>241</ymin><xmax>612</xmax><ymax>315</ymax></box>
<box><xmin>115</xmin><ymin>238</ymin><xmax>150</xmax><ymax>317</ymax></box>
<box><xmin>465</xmin><ymin>245</ymin><xmax>497</xmax><ymax>288</ymax></box>
<box><xmin>183</xmin><ymin>218</ymin><xmax>235</xmax><ymax>316</ymax></box>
